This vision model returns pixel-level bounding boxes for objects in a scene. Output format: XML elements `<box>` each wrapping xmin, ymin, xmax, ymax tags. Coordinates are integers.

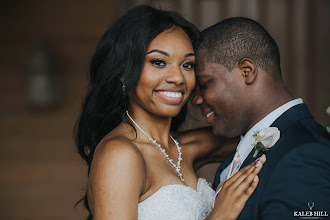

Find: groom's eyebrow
<box><xmin>196</xmin><ymin>75</ymin><xmax>211</xmax><ymax>84</ymax></box>
<box><xmin>196</xmin><ymin>74</ymin><xmax>208</xmax><ymax>80</ymax></box>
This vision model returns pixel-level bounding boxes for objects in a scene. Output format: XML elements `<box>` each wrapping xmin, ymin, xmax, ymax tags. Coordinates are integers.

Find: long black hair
<box><xmin>74</xmin><ymin>5</ymin><xmax>200</xmax><ymax>218</ymax></box>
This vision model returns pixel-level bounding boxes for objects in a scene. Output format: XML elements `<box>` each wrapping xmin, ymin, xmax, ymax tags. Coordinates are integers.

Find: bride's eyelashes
<box><xmin>150</xmin><ymin>58</ymin><xmax>167</xmax><ymax>68</ymax></box>
<box><xmin>182</xmin><ymin>61</ymin><xmax>195</xmax><ymax>71</ymax></box>
<box><xmin>149</xmin><ymin>58</ymin><xmax>195</xmax><ymax>71</ymax></box>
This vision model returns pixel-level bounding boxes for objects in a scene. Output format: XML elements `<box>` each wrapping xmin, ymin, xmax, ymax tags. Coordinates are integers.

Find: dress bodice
<box><xmin>138</xmin><ymin>178</ymin><xmax>215</xmax><ymax>220</ymax></box>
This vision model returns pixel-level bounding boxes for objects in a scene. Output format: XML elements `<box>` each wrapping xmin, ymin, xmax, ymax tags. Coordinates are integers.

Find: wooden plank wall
<box><xmin>0</xmin><ymin>0</ymin><xmax>117</xmax><ymax>219</ymax></box>
<box><xmin>0</xmin><ymin>0</ymin><xmax>329</xmax><ymax>219</ymax></box>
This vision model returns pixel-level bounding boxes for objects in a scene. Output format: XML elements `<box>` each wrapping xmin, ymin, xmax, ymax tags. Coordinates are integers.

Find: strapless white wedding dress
<box><xmin>138</xmin><ymin>178</ymin><xmax>215</xmax><ymax>220</ymax></box>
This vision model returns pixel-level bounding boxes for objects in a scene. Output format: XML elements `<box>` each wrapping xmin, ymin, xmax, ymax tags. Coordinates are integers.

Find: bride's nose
<box><xmin>165</xmin><ymin>66</ymin><xmax>184</xmax><ymax>85</ymax></box>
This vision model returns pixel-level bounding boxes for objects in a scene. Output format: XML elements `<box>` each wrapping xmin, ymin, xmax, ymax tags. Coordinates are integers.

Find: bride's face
<box><xmin>129</xmin><ymin>27</ymin><xmax>196</xmax><ymax>117</ymax></box>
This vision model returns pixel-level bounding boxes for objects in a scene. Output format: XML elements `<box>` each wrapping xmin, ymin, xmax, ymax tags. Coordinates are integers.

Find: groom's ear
<box><xmin>238</xmin><ymin>58</ymin><xmax>257</xmax><ymax>85</ymax></box>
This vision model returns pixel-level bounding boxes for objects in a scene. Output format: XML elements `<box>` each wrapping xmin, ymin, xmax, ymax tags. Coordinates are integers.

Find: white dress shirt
<box><xmin>219</xmin><ymin>98</ymin><xmax>303</xmax><ymax>182</ymax></box>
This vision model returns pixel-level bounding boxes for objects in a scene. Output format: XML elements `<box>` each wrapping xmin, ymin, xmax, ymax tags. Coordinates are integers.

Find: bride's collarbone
<box><xmin>143</xmin><ymin>153</ymin><xmax>195</xmax><ymax>176</ymax></box>
<box><xmin>137</xmin><ymin>141</ymin><xmax>195</xmax><ymax>162</ymax></box>
<box><xmin>134</xmin><ymin>139</ymin><xmax>198</xmax><ymax>187</ymax></box>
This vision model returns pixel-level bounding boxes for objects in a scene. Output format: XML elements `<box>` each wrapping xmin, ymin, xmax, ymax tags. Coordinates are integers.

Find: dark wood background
<box><xmin>0</xmin><ymin>0</ymin><xmax>329</xmax><ymax>219</ymax></box>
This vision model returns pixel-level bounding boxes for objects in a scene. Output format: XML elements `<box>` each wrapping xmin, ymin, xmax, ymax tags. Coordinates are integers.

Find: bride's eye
<box><xmin>150</xmin><ymin>58</ymin><xmax>166</xmax><ymax>68</ymax></box>
<box><xmin>182</xmin><ymin>61</ymin><xmax>195</xmax><ymax>70</ymax></box>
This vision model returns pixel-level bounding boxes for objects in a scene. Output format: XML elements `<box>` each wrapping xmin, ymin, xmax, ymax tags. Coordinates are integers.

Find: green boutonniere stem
<box><xmin>253</xmin><ymin>142</ymin><xmax>269</xmax><ymax>158</ymax></box>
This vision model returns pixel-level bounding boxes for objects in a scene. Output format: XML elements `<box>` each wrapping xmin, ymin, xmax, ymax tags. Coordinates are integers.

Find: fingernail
<box><xmin>253</xmin><ymin>175</ymin><xmax>259</xmax><ymax>182</ymax></box>
<box><xmin>256</xmin><ymin>161</ymin><xmax>261</xmax><ymax>167</ymax></box>
<box><xmin>261</xmin><ymin>154</ymin><xmax>266</xmax><ymax>160</ymax></box>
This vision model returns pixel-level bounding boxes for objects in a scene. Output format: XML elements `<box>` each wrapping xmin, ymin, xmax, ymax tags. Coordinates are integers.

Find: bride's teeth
<box><xmin>159</xmin><ymin>91</ymin><xmax>182</xmax><ymax>98</ymax></box>
<box><xmin>206</xmin><ymin>111</ymin><xmax>214</xmax><ymax>118</ymax></box>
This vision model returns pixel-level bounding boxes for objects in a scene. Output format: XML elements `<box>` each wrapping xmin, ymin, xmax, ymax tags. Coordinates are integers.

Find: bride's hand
<box><xmin>210</xmin><ymin>154</ymin><xmax>266</xmax><ymax>220</ymax></box>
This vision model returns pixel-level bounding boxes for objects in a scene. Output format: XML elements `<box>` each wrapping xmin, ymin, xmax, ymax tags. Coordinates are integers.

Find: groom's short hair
<box><xmin>199</xmin><ymin>17</ymin><xmax>281</xmax><ymax>77</ymax></box>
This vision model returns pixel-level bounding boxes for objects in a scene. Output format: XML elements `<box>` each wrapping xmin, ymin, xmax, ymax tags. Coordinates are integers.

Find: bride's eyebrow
<box><xmin>185</xmin><ymin>53</ymin><xmax>195</xmax><ymax>58</ymax></box>
<box><xmin>147</xmin><ymin>50</ymin><xmax>195</xmax><ymax>58</ymax></box>
<box><xmin>147</xmin><ymin>49</ymin><xmax>169</xmax><ymax>56</ymax></box>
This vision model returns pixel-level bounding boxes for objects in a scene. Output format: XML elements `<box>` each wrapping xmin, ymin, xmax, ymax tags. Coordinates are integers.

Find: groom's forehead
<box><xmin>196</xmin><ymin>50</ymin><xmax>219</xmax><ymax>72</ymax></box>
<box><xmin>196</xmin><ymin>61</ymin><xmax>225</xmax><ymax>76</ymax></box>
<box><xmin>196</xmin><ymin>65</ymin><xmax>220</xmax><ymax>87</ymax></box>
<box><xmin>196</xmin><ymin>49</ymin><xmax>209</xmax><ymax>60</ymax></box>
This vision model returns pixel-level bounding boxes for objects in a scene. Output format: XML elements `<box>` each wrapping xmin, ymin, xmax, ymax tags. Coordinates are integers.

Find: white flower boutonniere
<box><xmin>252</xmin><ymin>127</ymin><xmax>280</xmax><ymax>158</ymax></box>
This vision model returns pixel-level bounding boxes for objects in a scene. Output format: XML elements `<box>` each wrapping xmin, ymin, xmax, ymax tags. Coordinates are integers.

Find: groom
<box><xmin>193</xmin><ymin>17</ymin><xmax>330</xmax><ymax>219</ymax></box>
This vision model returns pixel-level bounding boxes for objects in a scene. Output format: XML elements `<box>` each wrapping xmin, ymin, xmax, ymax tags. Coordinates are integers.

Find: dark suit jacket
<box><xmin>213</xmin><ymin>104</ymin><xmax>330</xmax><ymax>219</ymax></box>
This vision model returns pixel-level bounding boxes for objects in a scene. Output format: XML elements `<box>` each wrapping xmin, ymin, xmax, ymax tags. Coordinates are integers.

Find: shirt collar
<box><xmin>236</xmin><ymin>98</ymin><xmax>303</xmax><ymax>164</ymax></box>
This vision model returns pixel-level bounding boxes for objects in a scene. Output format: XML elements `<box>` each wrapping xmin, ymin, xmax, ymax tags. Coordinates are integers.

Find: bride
<box><xmin>75</xmin><ymin>5</ymin><xmax>265</xmax><ymax>220</ymax></box>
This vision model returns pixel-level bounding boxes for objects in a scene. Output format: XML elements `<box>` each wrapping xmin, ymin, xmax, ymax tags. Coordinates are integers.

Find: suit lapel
<box><xmin>219</xmin><ymin>151</ymin><xmax>235</xmax><ymax>172</ymax></box>
<box><xmin>271</xmin><ymin>103</ymin><xmax>312</xmax><ymax>133</ymax></box>
<box><xmin>241</xmin><ymin>104</ymin><xmax>313</xmax><ymax>169</ymax></box>
<box><xmin>237</xmin><ymin>104</ymin><xmax>314</xmax><ymax>220</ymax></box>
<box><xmin>241</xmin><ymin>148</ymin><xmax>263</xmax><ymax>168</ymax></box>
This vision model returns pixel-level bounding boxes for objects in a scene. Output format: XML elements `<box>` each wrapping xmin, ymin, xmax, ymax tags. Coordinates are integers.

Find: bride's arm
<box><xmin>176</xmin><ymin>127</ymin><xmax>239</xmax><ymax>169</ymax></box>
<box><xmin>88</xmin><ymin>138</ymin><xmax>146</xmax><ymax>219</ymax></box>
<box><xmin>205</xmin><ymin>155</ymin><xmax>266</xmax><ymax>220</ymax></box>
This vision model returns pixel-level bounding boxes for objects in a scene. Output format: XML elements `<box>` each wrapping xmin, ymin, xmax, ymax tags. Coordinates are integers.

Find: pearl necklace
<box><xmin>126</xmin><ymin>110</ymin><xmax>184</xmax><ymax>182</ymax></box>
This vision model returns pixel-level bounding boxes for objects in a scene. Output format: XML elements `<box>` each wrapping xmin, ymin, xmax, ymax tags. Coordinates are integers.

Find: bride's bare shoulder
<box><xmin>89</xmin><ymin>122</ymin><xmax>147</xmax><ymax>179</ymax></box>
<box><xmin>94</xmin><ymin>125</ymin><xmax>144</xmax><ymax>164</ymax></box>
<box><xmin>88</xmin><ymin>124</ymin><xmax>146</xmax><ymax>216</ymax></box>
<box><xmin>89</xmin><ymin>123</ymin><xmax>146</xmax><ymax>185</ymax></box>
<box><xmin>94</xmin><ymin>121</ymin><xmax>137</xmax><ymax>150</ymax></box>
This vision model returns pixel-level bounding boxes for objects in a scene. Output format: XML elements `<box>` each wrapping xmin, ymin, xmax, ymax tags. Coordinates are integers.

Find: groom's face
<box><xmin>194</xmin><ymin>50</ymin><xmax>250</xmax><ymax>138</ymax></box>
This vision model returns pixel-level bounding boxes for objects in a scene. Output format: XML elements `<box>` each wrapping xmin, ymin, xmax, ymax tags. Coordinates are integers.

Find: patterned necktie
<box><xmin>213</xmin><ymin>151</ymin><xmax>241</xmax><ymax>207</ymax></box>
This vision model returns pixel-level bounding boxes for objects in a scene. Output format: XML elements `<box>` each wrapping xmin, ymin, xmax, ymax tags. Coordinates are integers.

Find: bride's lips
<box><xmin>154</xmin><ymin>90</ymin><xmax>184</xmax><ymax>105</ymax></box>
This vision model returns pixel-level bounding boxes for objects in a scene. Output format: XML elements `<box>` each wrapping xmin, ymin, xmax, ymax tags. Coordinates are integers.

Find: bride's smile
<box><xmin>129</xmin><ymin>26</ymin><xmax>196</xmax><ymax>118</ymax></box>
<box><xmin>154</xmin><ymin>90</ymin><xmax>184</xmax><ymax>105</ymax></box>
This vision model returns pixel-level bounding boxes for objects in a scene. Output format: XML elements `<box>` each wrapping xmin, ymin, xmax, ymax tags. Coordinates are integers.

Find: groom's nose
<box><xmin>192</xmin><ymin>95</ymin><xmax>203</xmax><ymax>106</ymax></box>
<box><xmin>191</xmin><ymin>87</ymin><xmax>204</xmax><ymax>106</ymax></box>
